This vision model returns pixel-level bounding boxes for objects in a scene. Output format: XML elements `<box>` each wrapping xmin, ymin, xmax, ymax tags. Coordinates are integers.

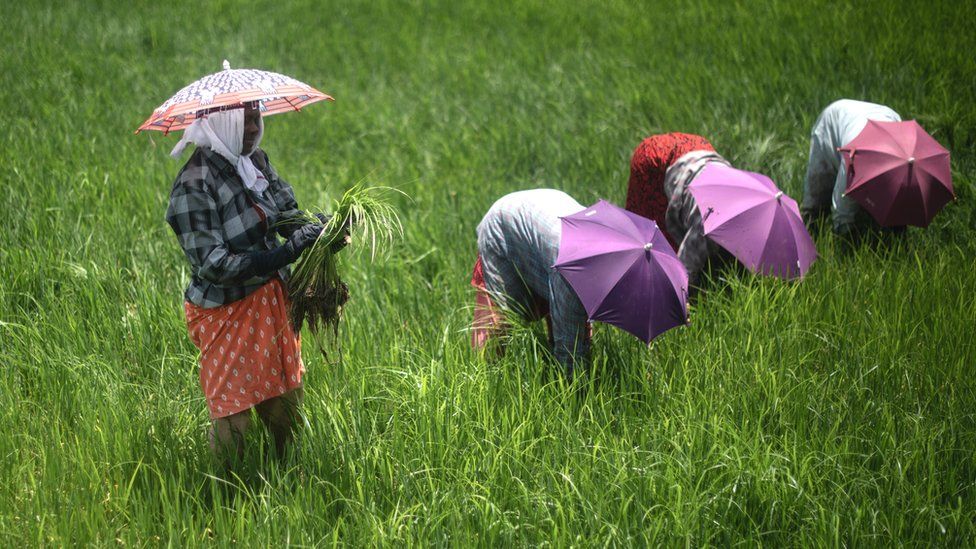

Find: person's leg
<box><xmin>802</xmin><ymin>145</ymin><xmax>837</xmax><ymax>225</ymax></box>
<box><xmin>471</xmin><ymin>256</ymin><xmax>508</xmax><ymax>352</ymax></box>
<box><xmin>472</xmin><ymin>287</ymin><xmax>508</xmax><ymax>353</ymax></box>
<box><xmin>831</xmin><ymin>160</ymin><xmax>866</xmax><ymax>237</ymax></box>
<box><xmin>255</xmin><ymin>387</ymin><xmax>304</xmax><ymax>459</ymax></box>
<box><xmin>476</xmin><ymin>239</ymin><xmax>535</xmax><ymax>357</ymax></box>
<box><xmin>802</xmin><ymin>108</ymin><xmax>839</xmax><ymax>225</ymax></box>
<box><xmin>210</xmin><ymin>410</ymin><xmax>251</xmax><ymax>465</ymax></box>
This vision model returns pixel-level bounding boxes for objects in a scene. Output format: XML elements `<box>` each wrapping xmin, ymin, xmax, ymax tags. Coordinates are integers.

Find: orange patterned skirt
<box><xmin>184</xmin><ymin>278</ymin><xmax>304</xmax><ymax>419</ymax></box>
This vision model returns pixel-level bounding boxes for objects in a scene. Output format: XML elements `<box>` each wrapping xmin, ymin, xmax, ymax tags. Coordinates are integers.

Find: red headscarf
<box><xmin>625</xmin><ymin>133</ymin><xmax>714</xmax><ymax>250</ymax></box>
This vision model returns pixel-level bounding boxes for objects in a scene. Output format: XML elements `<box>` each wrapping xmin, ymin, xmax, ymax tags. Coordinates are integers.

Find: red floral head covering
<box><xmin>625</xmin><ymin>133</ymin><xmax>714</xmax><ymax>250</ymax></box>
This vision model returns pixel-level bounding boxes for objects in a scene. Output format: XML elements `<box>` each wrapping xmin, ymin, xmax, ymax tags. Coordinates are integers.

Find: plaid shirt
<box><xmin>664</xmin><ymin>151</ymin><xmax>734</xmax><ymax>288</ymax></box>
<box><xmin>166</xmin><ymin>146</ymin><xmax>305</xmax><ymax>308</ymax></box>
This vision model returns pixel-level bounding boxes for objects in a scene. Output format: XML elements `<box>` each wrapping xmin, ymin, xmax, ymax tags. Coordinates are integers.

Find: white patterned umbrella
<box><xmin>137</xmin><ymin>60</ymin><xmax>333</xmax><ymax>134</ymax></box>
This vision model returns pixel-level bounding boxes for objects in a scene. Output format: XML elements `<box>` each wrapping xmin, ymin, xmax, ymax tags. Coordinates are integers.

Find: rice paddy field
<box><xmin>2</xmin><ymin>0</ymin><xmax>975</xmax><ymax>545</ymax></box>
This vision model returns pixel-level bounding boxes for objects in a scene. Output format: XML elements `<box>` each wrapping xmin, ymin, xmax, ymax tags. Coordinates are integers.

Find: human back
<box><xmin>477</xmin><ymin>188</ymin><xmax>585</xmax><ymax>277</ymax></box>
<box><xmin>473</xmin><ymin>188</ymin><xmax>590</xmax><ymax>376</ymax></box>
<box><xmin>817</xmin><ymin>99</ymin><xmax>902</xmax><ymax>159</ymax></box>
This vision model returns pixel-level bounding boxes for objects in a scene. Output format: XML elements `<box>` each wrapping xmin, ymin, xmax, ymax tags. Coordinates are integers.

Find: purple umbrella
<box><xmin>688</xmin><ymin>163</ymin><xmax>817</xmax><ymax>280</ymax></box>
<box><xmin>839</xmin><ymin>120</ymin><xmax>954</xmax><ymax>227</ymax></box>
<box><xmin>553</xmin><ymin>200</ymin><xmax>689</xmax><ymax>344</ymax></box>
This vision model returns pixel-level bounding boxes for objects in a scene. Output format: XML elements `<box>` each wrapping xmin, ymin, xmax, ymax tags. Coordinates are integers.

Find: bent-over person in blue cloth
<box><xmin>801</xmin><ymin>99</ymin><xmax>902</xmax><ymax>237</ymax></box>
<box><xmin>470</xmin><ymin>189</ymin><xmax>592</xmax><ymax>379</ymax></box>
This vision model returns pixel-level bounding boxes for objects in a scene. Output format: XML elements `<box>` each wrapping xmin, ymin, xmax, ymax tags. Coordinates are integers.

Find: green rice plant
<box><xmin>287</xmin><ymin>183</ymin><xmax>405</xmax><ymax>353</ymax></box>
<box><xmin>2</xmin><ymin>0</ymin><xmax>975</xmax><ymax>544</ymax></box>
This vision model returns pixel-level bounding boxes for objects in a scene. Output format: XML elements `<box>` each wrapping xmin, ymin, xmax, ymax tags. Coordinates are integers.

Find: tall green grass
<box><xmin>1</xmin><ymin>0</ymin><xmax>974</xmax><ymax>544</ymax></box>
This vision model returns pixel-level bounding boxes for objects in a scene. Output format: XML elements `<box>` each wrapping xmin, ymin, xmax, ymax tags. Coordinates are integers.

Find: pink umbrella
<box><xmin>136</xmin><ymin>60</ymin><xmax>333</xmax><ymax>134</ymax></box>
<box><xmin>689</xmin><ymin>164</ymin><xmax>817</xmax><ymax>280</ymax></box>
<box><xmin>553</xmin><ymin>200</ymin><xmax>689</xmax><ymax>344</ymax></box>
<box><xmin>839</xmin><ymin>120</ymin><xmax>954</xmax><ymax>227</ymax></box>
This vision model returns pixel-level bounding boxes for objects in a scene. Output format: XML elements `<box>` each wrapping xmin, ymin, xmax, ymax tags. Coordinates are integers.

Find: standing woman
<box><xmin>166</xmin><ymin>101</ymin><xmax>336</xmax><ymax>462</ymax></box>
<box><xmin>625</xmin><ymin>133</ymin><xmax>715</xmax><ymax>250</ymax></box>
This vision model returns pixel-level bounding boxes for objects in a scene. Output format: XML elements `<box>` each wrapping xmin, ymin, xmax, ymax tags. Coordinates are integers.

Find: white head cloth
<box><xmin>170</xmin><ymin>108</ymin><xmax>267</xmax><ymax>193</ymax></box>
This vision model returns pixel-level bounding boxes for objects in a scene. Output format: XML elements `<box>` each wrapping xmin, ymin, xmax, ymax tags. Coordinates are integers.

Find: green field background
<box><xmin>2</xmin><ymin>0</ymin><xmax>975</xmax><ymax>545</ymax></box>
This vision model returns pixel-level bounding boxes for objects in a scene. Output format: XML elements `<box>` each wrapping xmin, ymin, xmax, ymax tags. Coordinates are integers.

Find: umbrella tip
<box><xmin>222</xmin><ymin>59</ymin><xmax>231</xmax><ymax>71</ymax></box>
<box><xmin>644</xmin><ymin>242</ymin><xmax>653</xmax><ymax>251</ymax></box>
<box><xmin>908</xmin><ymin>156</ymin><xmax>915</xmax><ymax>165</ymax></box>
<box><xmin>775</xmin><ymin>191</ymin><xmax>784</xmax><ymax>201</ymax></box>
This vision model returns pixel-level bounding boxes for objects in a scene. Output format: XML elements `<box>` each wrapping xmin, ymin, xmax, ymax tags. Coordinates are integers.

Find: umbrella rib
<box><xmin>583</xmin><ymin>252</ymin><xmax>643</xmax><ymax>316</ymax></box>
<box><xmin>643</xmin><ymin>255</ymin><xmax>685</xmax><ymax>338</ymax></box>
<box><xmin>694</xmin><ymin>189</ymin><xmax>777</xmax><ymax>228</ymax></box>
<box><xmin>867</xmin><ymin>120</ymin><xmax>903</xmax><ymax>156</ymax></box>
<box><xmin>912</xmin><ymin>162</ymin><xmax>954</xmax><ymax>194</ymax></box>
<box><xmin>856</xmin><ymin>148</ymin><xmax>907</xmax><ymax>164</ymax></box>
<box><xmin>759</xmin><ymin>206</ymin><xmax>798</xmax><ymax>277</ymax></box>
<box><xmin>847</xmin><ymin>160</ymin><xmax>907</xmax><ymax>193</ymax></box>
<box><xmin>914</xmin><ymin>148</ymin><xmax>949</xmax><ymax>162</ymax></box>
<box><xmin>702</xmin><ymin>197</ymin><xmax>774</xmax><ymax>236</ymax></box>
<box><xmin>912</xmin><ymin>168</ymin><xmax>930</xmax><ymax>220</ymax></box>
<box><xmin>569</xmin><ymin>218</ymin><xmax>644</xmax><ymax>247</ymax></box>
<box><xmin>784</xmin><ymin>207</ymin><xmax>816</xmax><ymax>273</ymax></box>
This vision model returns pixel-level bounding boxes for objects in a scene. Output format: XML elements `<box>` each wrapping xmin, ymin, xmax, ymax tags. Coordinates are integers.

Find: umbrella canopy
<box><xmin>689</xmin><ymin>163</ymin><xmax>817</xmax><ymax>280</ymax></box>
<box><xmin>137</xmin><ymin>60</ymin><xmax>333</xmax><ymax>134</ymax></box>
<box><xmin>554</xmin><ymin>200</ymin><xmax>689</xmax><ymax>344</ymax></box>
<box><xmin>839</xmin><ymin>119</ymin><xmax>953</xmax><ymax>227</ymax></box>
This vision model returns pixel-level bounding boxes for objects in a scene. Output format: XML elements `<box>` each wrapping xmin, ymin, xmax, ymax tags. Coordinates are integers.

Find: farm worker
<box><xmin>660</xmin><ymin>150</ymin><xmax>737</xmax><ymax>292</ymax></box>
<box><xmin>471</xmin><ymin>189</ymin><xmax>592</xmax><ymax>379</ymax></box>
<box><xmin>166</xmin><ymin>101</ymin><xmax>344</xmax><ymax>464</ymax></box>
<box><xmin>801</xmin><ymin>99</ymin><xmax>901</xmax><ymax>237</ymax></box>
<box><xmin>625</xmin><ymin>133</ymin><xmax>715</xmax><ymax>250</ymax></box>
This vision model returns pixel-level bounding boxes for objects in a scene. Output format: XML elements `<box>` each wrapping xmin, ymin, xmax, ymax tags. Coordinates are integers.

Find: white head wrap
<box><xmin>170</xmin><ymin>108</ymin><xmax>268</xmax><ymax>193</ymax></box>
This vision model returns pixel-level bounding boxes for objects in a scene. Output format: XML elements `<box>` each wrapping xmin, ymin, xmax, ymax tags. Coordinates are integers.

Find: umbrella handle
<box><xmin>702</xmin><ymin>206</ymin><xmax>714</xmax><ymax>223</ymax></box>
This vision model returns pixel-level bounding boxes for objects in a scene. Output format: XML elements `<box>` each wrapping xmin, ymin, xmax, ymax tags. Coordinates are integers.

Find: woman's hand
<box><xmin>314</xmin><ymin>213</ymin><xmax>352</xmax><ymax>253</ymax></box>
<box><xmin>285</xmin><ymin>223</ymin><xmax>323</xmax><ymax>257</ymax></box>
<box><xmin>243</xmin><ymin>222</ymin><xmax>322</xmax><ymax>277</ymax></box>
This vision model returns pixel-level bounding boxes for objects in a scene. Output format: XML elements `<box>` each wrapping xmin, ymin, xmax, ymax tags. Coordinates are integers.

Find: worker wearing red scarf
<box><xmin>624</xmin><ymin>133</ymin><xmax>715</xmax><ymax>250</ymax></box>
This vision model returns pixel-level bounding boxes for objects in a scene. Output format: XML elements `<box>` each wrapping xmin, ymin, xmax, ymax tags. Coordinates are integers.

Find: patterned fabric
<box><xmin>625</xmin><ymin>133</ymin><xmax>715</xmax><ymax>250</ymax></box>
<box><xmin>139</xmin><ymin>61</ymin><xmax>331</xmax><ymax>134</ymax></box>
<box><xmin>664</xmin><ymin>151</ymin><xmax>734</xmax><ymax>288</ymax></box>
<box><xmin>170</xmin><ymin>108</ymin><xmax>268</xmax><ymax>192</ymax></box>
<box><xmin>475</xmin><ymin>189</ymin><xmax>591</xmax><ymax>374</ymax></box>
<box><xmin>802</xmin><ymin>99</ymin><xmax>901</xmax><ymax>234</ymax></box>
<box><xmin>166</xmin><ymin>146</ymin><xmax>305</xmax><ymax>308</ymax></box>
<box><xmin>470</xmin><ymin>255</ymin><xmax>510</xmax><ymax>349</ymax></box>
<box><xmin>185</xmin><ymin>278</ymin><xmax>304</xmax><ymax>419</ymax></box>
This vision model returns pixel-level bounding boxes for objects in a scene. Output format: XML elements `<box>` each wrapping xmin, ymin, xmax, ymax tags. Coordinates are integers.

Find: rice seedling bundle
<box><xmin>288</xmin><ymin>184</ymin><xmax>404</xmax><ymax>352</ymax></box>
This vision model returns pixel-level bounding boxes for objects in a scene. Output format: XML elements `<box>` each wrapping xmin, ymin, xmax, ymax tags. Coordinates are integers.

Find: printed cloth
<box><xmin>166</xmin><ymin>146</ymin><xmax>306</xmax><ymax>308</ymax></box>
<box><xmin>802</xmin><ymin>99</ymin><xmax>901</xmax><ymax>233</ymax></box>
<box><xmin>663</xmin><ymin>150</ymin><xmax>734</xmax><ymax>288</ymax></box>
<box><xmin>625</xmin><ymin>133</ymin><xmax>715</xmax><ymax>250</ymax></box>
<box><xmin>184</xmin><ymin>277</ymin><xmax>304</xmax><ymax>419</ymax></box>
<box><xmin>470</xmin><ymin>256</ymin><xmax>503</xmax><ymax>349</ymax></box>
<box><xmin>475</xmin><ymin>189</ymin><xmax>591</xmax><ymax>372</ymax></box>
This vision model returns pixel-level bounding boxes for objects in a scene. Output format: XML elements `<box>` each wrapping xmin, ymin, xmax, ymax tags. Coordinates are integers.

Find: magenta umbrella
<box><xmin>688</xmin><ymin>164</ymin><xmax>817</xmax><ymax>280</ymax></box>
<box><xmin>839</xmin><ymin>120</ymin><xmax>954</xmax><ymax>227</ymax></box>
<box><xmin>553</xmin><ymin>200</ymin><xmax>689</xmax><ymax>344</ymax></box>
